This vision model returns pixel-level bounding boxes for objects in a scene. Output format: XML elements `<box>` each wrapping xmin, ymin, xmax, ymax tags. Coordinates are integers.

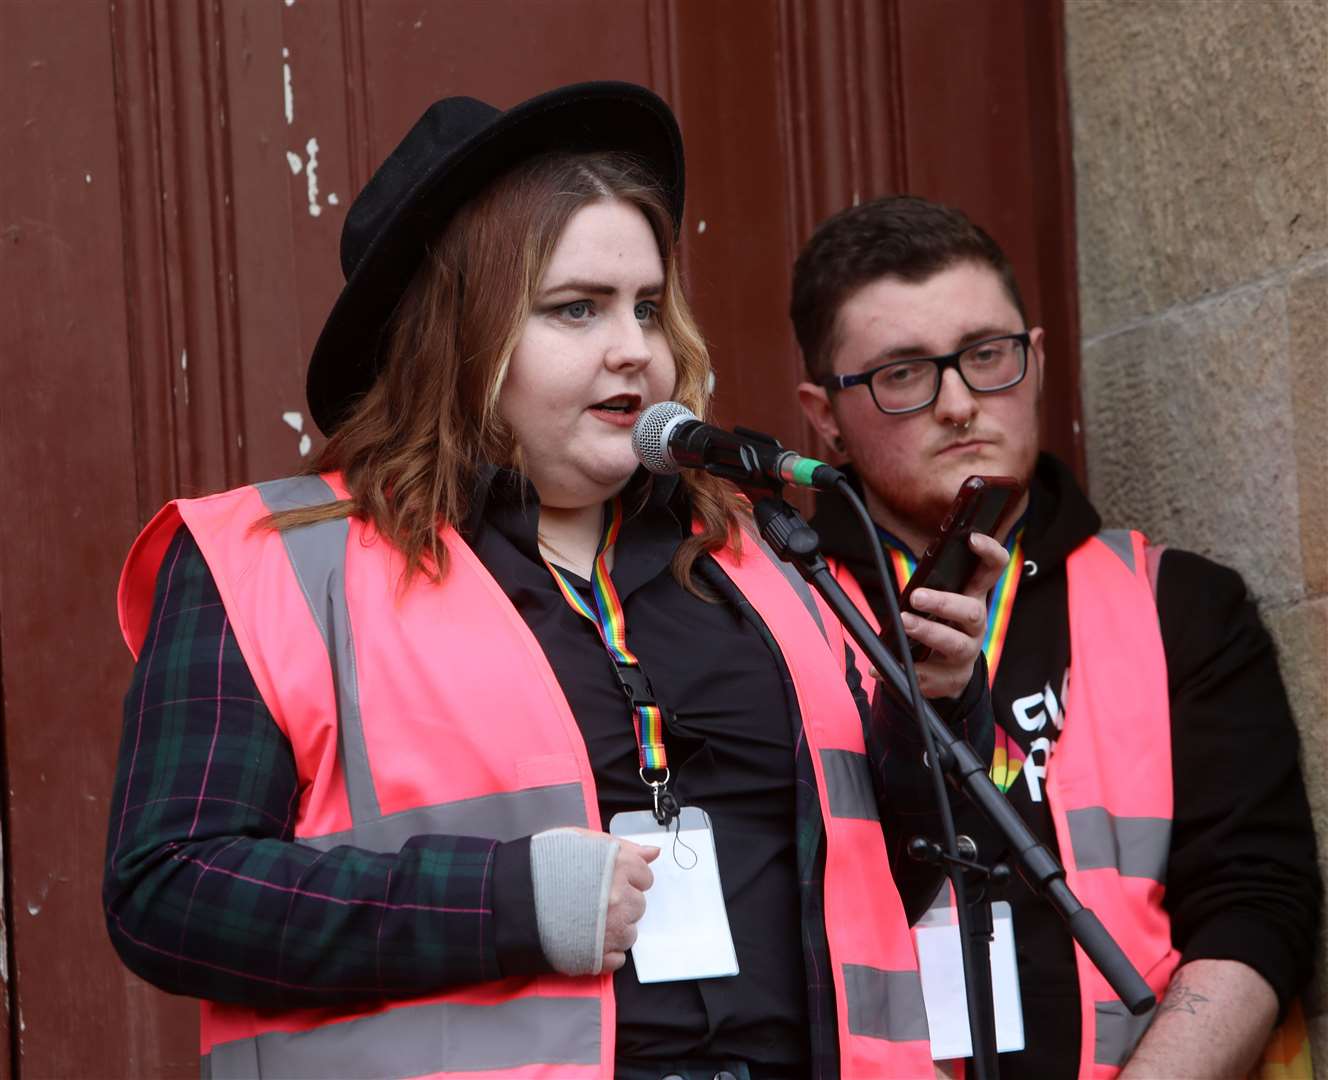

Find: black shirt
<box><xmin>470</xmin><ymin>468</ymin><xmax>810</xmax><ymax>1069</ymax></box>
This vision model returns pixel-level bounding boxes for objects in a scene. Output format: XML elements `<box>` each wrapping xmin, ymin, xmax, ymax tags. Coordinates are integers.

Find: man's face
<box><xmin>797</xmin><ymin>260</ymin><xmax>1044</xmax><ymax>549</ymax></box>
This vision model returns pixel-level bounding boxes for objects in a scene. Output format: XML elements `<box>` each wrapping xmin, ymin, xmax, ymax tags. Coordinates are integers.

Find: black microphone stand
<box><xmin>734</xmin><ymin>482</ymin><xmax>1155</xmax><ymax>1076</ymax></box>
<box><xmin>907</xmin><ymin>834</ymin><xmax>1007</xmax><ymax>1076</ymax></box>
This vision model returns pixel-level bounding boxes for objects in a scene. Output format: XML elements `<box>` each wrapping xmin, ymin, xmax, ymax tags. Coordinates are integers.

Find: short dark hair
<box><xmin>790</xmin><ymin>195</ymin><xmax>1027</xmax><ymax>379</ymax></box>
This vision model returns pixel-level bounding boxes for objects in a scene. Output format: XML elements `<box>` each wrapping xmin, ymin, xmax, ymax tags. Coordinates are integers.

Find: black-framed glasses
<box><xmin>818</xmin><ymin>332</ymin><xmax>1031</xmax><ymax>415</ymax></box>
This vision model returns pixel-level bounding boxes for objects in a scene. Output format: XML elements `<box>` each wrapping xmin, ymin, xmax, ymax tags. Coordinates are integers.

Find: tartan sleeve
<box><xmin>103</xmin><ymin>525</ymin><xmax>544</xmax><ymax>1007</ymax></box>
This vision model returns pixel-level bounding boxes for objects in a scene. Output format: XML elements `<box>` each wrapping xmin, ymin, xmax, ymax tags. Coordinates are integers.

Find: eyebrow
<box><xmin>864</xmin><ymin>325</ymin><xmax>1022</xmax><ymax>367</ymax></box>
<box><xmin>539</xmin><ymin>279</ymin><xmax>665</xmax><ymax>300</ymax></box>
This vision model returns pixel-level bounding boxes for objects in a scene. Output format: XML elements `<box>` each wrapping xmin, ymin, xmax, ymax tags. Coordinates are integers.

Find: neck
<box><xmin>861</xmin><ymin>487</ymin><xmax>933</xmax><ymax>556</ymax></box>
<box><xmin>538</xmin><ymin>501</ymin><xmax>608</xmax><ymax>579</ymax></box>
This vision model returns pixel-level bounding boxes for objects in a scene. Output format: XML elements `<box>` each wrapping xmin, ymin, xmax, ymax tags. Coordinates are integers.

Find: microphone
<box><xmin>632</xmin><ymin>402</ymin><xmax>845</xmax><ymax>491</ymax></box>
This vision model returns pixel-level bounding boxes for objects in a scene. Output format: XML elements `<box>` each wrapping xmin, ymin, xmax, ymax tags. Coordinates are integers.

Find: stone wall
<box><xmin>1066</xmin><ymin>0</ymin><xmax>1328</xmax><ymax>1056</ymax></box>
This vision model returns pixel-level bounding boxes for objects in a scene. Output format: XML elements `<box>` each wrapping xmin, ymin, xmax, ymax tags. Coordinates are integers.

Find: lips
<box><xmin>588</xmin><ymin>393</ymin><xmax>643</xmax><ymax>427</ymax></box>
<box><xmin>590</xmin><ymin>393</ymin><xmax>641</xmax><ymax>413</ymax></box>
<box><xmin>937</xmin><ymin>438</ymin><xmax>990</xmax><ymax>456</ymax></box>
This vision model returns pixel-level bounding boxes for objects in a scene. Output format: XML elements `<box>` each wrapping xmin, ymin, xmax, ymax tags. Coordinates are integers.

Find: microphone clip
<box><xmin>717</xmin><ymin>427</ymin><xmax>788</xmax><ymax>497</ymax></box>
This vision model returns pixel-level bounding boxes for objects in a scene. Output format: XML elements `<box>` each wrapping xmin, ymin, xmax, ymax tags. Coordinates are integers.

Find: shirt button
<box><xmin>661</xmin><ymin>1074</ymin><xmax>686</xmax><ymax>1080</ymax></box>
<box><xmin>714</xmin><ymin>1073</ymin><xmax>739</xmax><ymax>1080</ymax></box>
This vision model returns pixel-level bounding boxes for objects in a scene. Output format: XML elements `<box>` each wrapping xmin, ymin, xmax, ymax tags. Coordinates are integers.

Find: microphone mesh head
<box><xmin>632</xmin><ymin>401</ymin><xmax>697</xmax><ymax>474</ymax></box>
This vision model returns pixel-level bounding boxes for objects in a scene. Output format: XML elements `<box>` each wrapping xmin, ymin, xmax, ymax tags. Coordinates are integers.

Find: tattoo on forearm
<box><xmin>1155</xmin><ymin>975</ymin><xmax>1210</xmax><ymax>1016</ymax></box>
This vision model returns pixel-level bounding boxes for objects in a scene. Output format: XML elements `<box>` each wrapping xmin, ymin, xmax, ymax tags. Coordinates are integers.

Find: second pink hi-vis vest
<box><xmin>118</xmin><ymin>474</ymin><xmax>935</xmax><ymax>1080</ymax></box>
<box><xmin>832</xmin><ymin>530</ymin><xmax>1177</xmax><ymax>1076</ymax></box>
<box><xmin>1052</xmin><ymin>531</ymin><xmax>1178</xmax><ymax>1077</ymax></box>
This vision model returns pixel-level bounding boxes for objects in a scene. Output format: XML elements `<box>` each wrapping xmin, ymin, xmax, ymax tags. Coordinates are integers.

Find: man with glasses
<box><xmin>791</xmin><ymin>195</ymin><xmax>1318</xmax><ymax>1078</ymax></box>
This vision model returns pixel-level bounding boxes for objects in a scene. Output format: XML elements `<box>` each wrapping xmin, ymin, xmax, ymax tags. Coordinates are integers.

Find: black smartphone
<box><xmin>897</xmin><ymin>475</ymin><xmax>1024</xmax><ymax>661</ymax></box>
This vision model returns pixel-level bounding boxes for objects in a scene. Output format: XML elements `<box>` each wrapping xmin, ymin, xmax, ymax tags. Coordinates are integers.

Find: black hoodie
<box><xmin>811</xmin><ymin>453</ymin><xmax>1320</xmax><ymax>1078</ymax></box>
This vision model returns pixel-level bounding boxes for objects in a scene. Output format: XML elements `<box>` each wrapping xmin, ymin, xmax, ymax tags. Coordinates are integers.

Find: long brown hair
<box><xmin>268</xmin><ymin>151</ymin><xmax>745</xmax><ymax>590</ymax></box>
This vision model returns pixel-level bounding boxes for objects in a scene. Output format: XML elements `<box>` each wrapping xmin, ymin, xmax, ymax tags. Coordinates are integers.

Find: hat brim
<box><xmin>306</xmin><ymin>81</ymin><xmax>684</xmax><ymax>436</ymax></box>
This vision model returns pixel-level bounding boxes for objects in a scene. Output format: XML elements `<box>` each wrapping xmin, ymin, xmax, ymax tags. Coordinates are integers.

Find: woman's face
<box><xmin>500</xmin><ymin>198</ymin><xmax>676</xmax><ymax>509</ymax></box>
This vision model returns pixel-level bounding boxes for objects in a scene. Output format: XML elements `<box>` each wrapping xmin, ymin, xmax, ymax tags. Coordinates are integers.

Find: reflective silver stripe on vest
<box><xmin>204</xmin><ymin>995</ymin><xmax>601</xmax><ymax>1079</ymax></box>
<box><xmin>752</xmin><ymin>531</ymin><xmax>829</xmax><ymax>645</ymax></box>
<box><xmin>256</xmin><ymin>476</ymin><xmax>380</xmax><ymax>823</ymax></box>
<box><xmin>1096</xmin><ymin>529</ymin><xmax>1136</xmax><ymax>574</ymax></box>
<box><xmin>300</xmin><ymin>782</ymin><xmax>588</xmax><ymax>852</ymax></box>
<box><xmin>1067</xmin><ymin>806</ymin><xmax>1170</xmax><ymax>883</ymax></box>
<box><xmin>1094</xmin><ymin>999</ymin><xmax>1156</xmax><ymax>1067</ymax></box>
<box><xmin>843</xmin><ymin>963</ymin><xmax>930</xmax><ymax>1042</ymax></box>
<box><xmin>819</xmin><ymin>748</ymin><xmax>879</xmax><ymax>822</ymax></box>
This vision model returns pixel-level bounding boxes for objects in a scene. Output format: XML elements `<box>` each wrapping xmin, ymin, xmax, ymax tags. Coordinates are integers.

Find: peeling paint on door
<box><xmin>282</xmin><ymin>47</ymin><xmax>294</xmax><ymax>125</ymax></box>
<box><xmin>304</xmin><ymin>137</ymin><xmax>321</xmax><ymax>217</ymax></box>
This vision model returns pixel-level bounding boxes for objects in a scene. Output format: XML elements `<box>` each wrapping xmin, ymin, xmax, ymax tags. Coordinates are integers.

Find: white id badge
<box><xmin>912</xmin><ymin>899</ymin><xmax>1025</xmax><ymax>1060</ymax></box>
<box><xmin>608</xmin><ymin>806</ymin><xmax>739</xmax><ymax>984</ymax></box>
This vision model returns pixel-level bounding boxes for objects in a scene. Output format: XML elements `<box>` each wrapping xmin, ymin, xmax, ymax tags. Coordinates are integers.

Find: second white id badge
<box><xmin>608</xmin><ymin>805</ymin><xmax>739</xmax><ymax>984</ymax></box>
<box><xmin>912</xmin><ymin>899</ymin><xmax>1026</xmax><ymax>1060</ymax></box>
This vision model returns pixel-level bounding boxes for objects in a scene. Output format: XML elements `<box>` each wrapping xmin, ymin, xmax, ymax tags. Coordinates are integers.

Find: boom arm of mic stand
<box><xmin>753</xmin><ymin>498</ymin><xmax>1156</xmax><ymax>1017</ymax></box>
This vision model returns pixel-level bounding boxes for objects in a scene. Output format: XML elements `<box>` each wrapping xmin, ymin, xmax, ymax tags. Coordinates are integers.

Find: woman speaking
<box><xmin>105</xmin><ymin>82</ymin><xmax>1002</xmax><ymax>1080</ymax></box>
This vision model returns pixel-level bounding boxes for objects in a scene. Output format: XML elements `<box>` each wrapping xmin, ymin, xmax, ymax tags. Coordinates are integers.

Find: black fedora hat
<box><xmin>306</xmin><ymin>80</ymin><xmax>684</xmax><ymax>436</ymax></box>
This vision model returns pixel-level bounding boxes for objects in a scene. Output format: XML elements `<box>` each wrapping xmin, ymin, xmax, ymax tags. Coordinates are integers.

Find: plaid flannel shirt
<box><xmin>105</xmin><ymin>525</ymin><xmax>987</xmax><ymax>1076</ymax></box>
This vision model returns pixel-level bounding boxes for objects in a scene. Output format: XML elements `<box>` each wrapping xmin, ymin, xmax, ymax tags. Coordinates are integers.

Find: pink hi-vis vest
<box><xmin>1053</xmin><ymin>530</ymin><xmax>1177</xmax><ymax>1077</ymax></box>
<box><xmin>832</xmin><ymin>530</ymin><xmax>1177</xmax><ymax>1076</ymax></box>
<box><xmin>118</xmin><ymin>474</ymin><xmax>935</xmax><ymax>1080</ymax></box>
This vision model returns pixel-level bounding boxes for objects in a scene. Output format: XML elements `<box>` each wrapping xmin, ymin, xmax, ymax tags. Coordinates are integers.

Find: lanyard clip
<box><xmin>614</xmin><ymin>661</ymin><xmax>657</xmax><ymax>707</ymax></box>
<box><xmin>653</xmin><ymin>783</ymin><xmax>680</xmax><ymax>827</ymax></box>
<box><xmin>640</xmin><ymin>767</ymin><xmax>678</xmax><ymax>827</ymax></box>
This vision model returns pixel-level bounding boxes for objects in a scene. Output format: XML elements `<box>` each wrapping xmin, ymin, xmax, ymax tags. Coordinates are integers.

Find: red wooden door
<box><xmin>0</xmin><ymin>1</ymin><xmax>1078</xmax><ymax>1074</ymax></box>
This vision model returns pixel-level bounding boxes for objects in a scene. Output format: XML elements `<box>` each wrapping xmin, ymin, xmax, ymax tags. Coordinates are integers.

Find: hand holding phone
<box><xmin>899</xmin><ymin>475</ymin><xmax>1023</xmax><ymax>663</ymax></box>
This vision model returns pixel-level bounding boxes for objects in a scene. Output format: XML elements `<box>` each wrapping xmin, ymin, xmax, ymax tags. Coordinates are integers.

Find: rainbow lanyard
<box><xmin>882</xmin><ymin>525</ymin><xmax>1027</xmax><ymax>792</ymax></box>
<box><xmin>881</xmin><ymin>526</ymin><xmax>1025</xmax><ymax>684</ymax></box>
<box><xmin>545</xmin><ymin>497</ymin><xmax>677</xmax><ymax>824</ymax></box>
